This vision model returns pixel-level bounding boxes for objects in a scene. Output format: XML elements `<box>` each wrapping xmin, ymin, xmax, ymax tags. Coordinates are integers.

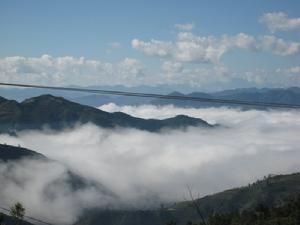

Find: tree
<box><xmin>9</xmin><ymin>202</ymin><xmax>25</xmax><ymax>225</ymax></box>
<box><xmin>0</xmin><ymin>213</ymin><xmax>4</xmax><ymax>225</ymax></box>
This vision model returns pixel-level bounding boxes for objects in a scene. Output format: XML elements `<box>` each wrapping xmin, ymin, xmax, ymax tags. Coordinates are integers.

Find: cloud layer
<box><xmin>1</xmin><ymin>105</ymin><xmax>300</xmax><ymax>223</ymax></box>
<box><xmin>1</xmin><ymin>54</ymin><xmax>299</xmax><ymax>90</ymax></box>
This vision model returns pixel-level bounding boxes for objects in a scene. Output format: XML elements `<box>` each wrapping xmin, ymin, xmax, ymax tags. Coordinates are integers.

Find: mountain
<box><xmin>0</xmin><ymin>145</ymin><xmax>70</xmax><ymax>225</ymax></box>
<box><xmin>214</xmin><ymin>87</ymin><xmax>300</xmax><ymax>104</ymax></box>
<box><xmin>151</xmin><ymin>87</ymin><xmax>300</xmax><ymax>109</ymax></box>
<box><xmin>173</xmin><ymin>173</ymin><xmax>300</xmax><ymax>220</ymax></box>
<box><xmin>74</xmin><ymin>172</ymin><xmax>300</xmax><ymax>225</ymax></box>
<box><xmin>0</xmin><ymin>213</ymin><xmax>34</xmax><ymax>225</ymax></box>
<box><xmin>0</xmin><ymin>144</ymin><xmax>117</xmax><ymax>225</ymax></box>
<box><xmin>0</xmin><ymin>144</ymin><xmax>46</xmax><ymax>162</ymax></box>
<box><xmin>0</xmin><ymin>95</ymin><xmax>213</xmax><ymax>134</ymax></box>
<box><xmin>0</xmin><ymin>85</ymin><xmax>180</xmax><ymax>102</ymax></box>
<box><xmin>71</xmin><ymin>94</ymin><xmax>148</xmax><ymax>107</ymax></box>
<box><xmin>0</xmin><ymin>143</ymin><xmax>112</xmax><ymax>192</ymax></box>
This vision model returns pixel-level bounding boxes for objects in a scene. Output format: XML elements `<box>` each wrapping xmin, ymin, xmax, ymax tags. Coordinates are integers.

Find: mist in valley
<box><xmin>0</xmin><ymin>105</ymin><xmax>300</xmax><ymax>224</ymax></box>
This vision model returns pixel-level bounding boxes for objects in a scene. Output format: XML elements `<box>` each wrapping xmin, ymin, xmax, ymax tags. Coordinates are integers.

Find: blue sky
<box><xmin>0</xmin><ymin>0</ymin><xmax>300</xmax><ymax>91</ymax></box>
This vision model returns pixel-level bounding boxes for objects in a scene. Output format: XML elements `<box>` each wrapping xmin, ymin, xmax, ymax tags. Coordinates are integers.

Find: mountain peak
<box><xmin>168</xmin><ymin>91</ymin><xmax>185</xmax><ymax>96</ymax></box>
<box><xmin>22</xmin><ymin>94</ymin><xmax>66</xmax><ymax>105</ymax></box>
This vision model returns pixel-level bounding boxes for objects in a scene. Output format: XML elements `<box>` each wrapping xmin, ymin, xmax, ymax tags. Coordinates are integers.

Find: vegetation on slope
<box><xmin>74</xmin><ymin>173</ymin><xmax>300</xmax><ymax>225</ymax></box>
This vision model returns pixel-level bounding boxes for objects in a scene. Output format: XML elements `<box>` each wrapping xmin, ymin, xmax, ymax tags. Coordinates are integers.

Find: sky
<box><xmin>0</xmin><ymin>0</ymin><xmax>300</xmax><ymax>91</ymax></box>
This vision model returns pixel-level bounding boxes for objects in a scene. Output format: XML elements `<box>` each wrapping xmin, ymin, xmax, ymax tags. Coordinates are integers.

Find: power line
<box><xmin>0</xmin><ymin>82</ymin><xmax>300</xmax><ymax>109</ymax></box>
<box><xmin>0</xmin><ymin>206</ymin><xmax>54</xmax><ymax>225</ymax></box>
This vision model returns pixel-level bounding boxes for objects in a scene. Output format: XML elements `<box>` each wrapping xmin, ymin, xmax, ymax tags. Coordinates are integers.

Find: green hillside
<box><xmin>74</xmin><ymin>173</ymin><xmax>300</xmax><ymax>225</ymax></box>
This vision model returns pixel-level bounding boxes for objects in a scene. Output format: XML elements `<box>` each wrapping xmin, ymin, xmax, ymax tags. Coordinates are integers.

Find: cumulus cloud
<box><xmin>132</xmin><ymin>32</ymin><xmax>300</xmax><ymax>65</ymax></box>
<box><xmin>0</xmin><ymin>55</ymin><xmax>146</xmax><ymax>87</ymax></box>
<box><xmin>132</xmin><ymin>32</ymin><xmax>241</xmax><ymax>64</ymax></box>
<box><xmin>260</xmin><ymin>35</ymin><xmax>300</xmax><ymax>56</ymax></box>
<box><xmin>174</xmin><ymin>23</ymin><xmax>195</xmax><ymax>31</ymax></box>
<box><xmin>131</xmin><ymin>39</ymin><xmax>173</xmax><ymax>57</ymax></box>
<box><xmin>162</xmin><ymin>61</ymin><xmax>183</xmax><ymax>74</ymax></box>
<box><xmin>260</xmin><ymin>12</ymin><xmax>300</xmax><ymax>33</ymax></box>
<box><xmin>1</xmin><ymin>106</ymin><xmax>300</xmax><ymax>223</ymax></box>
<box><xmin>129</xmin><ymin>29</ymin><xmax>300</xmax><ymax>88</ymax></box>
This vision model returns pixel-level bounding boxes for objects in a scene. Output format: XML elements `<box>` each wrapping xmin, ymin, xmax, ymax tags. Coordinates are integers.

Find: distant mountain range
<box><xmin>0</xmin><ymin>94</ymin><xmax>213</xmax><ymax>134</ymax></box>
<box><xmin>70</xmin><ymin>87</ymin><xmax>300</xmax><ymax>109</ymax></box>
<box><xmin>0</xmin><ymin>85</ymin><xmax>175</xmax><ymax>102</ymax></box>
<box><xmin>1</xmin><ymin>86</ymin><xmax>300</xmax><ymax>109</ymax></box>
<box><xmin>150</xmin><ymin>87</ymin><xmax>300</xmax><ymax>109</ymax></box>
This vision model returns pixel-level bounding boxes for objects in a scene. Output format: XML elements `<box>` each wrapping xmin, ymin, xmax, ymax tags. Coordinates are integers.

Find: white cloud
<box><xmin>161</xmin><ymin>64</ymin><xmax>230</xmax><ymax>87</ymax></box>
<box><xmin>276</xmin><ymin>66</ymin><xmax>300</xmax><ymax>75</ymax></box>
<box><xmin>167</xmin><ymin>65</ymin><xmax>300</xmax><ymax>88</ymax></box>
<box><xmin>118</xmin><ymin>58</ymin><xmax>145</xmax><ymax>78</ymax></box>
<box><xmin>132</xmin><ymin>32</ymin><xmax>243</xmax><ymax>64</ymax></box>
<box><xmin>0</xmin><ymin>55</ymin><xmax>147</xmax><ymax>87</ymax></box>
<box><xmin>174</xmin><ymin>23</ymin><xmax>195</xmax><ymax>31</ymax></box>
<box><xmin>132</xmin><ymin>32</ymin><xmax>300</xmax><ymax>65</ymax></box>
<box><xmin>1</xmin><ymin>106</ymin><xmax>300</xmax><ymax>223</ymax></box>
<box><xmin>260</xmin><ymin>12</ymin><xmax>300</xmax><ymax>33</ymax></box>
<box><xmin>174</xmin><ymin>32</ymin><xmax>227</xmax><ymax>63</ymax></box>
<box><xmin>233</xmin><ymin>33</ymin><xmax>257</xmax><ymax>50</ymax></box>
<box><xmin>241</xmin><ymin>66</ymin><xmax>300</xmax><ymax>87</ymax></box>
<box><xmin>131</xmin><ymin>39</ymin><xmax>173</xmax><ymax>57</ymax></box>
<box><xmin>0</xmin><ymin>54</ymin><xmax>299</xmax><ymax>89</ymax></box>
<box><xmin>260</xmin><ymin>35</ymin><xmax>300</xmax><ymax>56</ymax></box>
<box><xmin>162</xmin><ymin>61</ymin><xmax>183</xmax><ymax>74</ymax></box>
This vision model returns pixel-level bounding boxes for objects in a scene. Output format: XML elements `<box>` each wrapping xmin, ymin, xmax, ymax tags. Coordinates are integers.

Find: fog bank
<box><xmin>0</xmin><ymin>105</ymin><xmax>300</xmax><ymax>224</ymax></box>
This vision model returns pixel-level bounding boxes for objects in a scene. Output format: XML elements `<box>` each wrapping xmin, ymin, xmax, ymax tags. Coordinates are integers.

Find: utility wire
<box><xmin>0</xmin><ymin>82</ymin><xmax>300</xmax><ymax>109</ymax></box>
<box><xmin>0</xmin><ymin>206</ymin><xmax>54</xmax><ymax>225</ymax></box>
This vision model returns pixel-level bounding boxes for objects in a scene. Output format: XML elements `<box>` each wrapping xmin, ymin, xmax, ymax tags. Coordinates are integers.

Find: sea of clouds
<box><xmin>0</xmin><ymin>105</ymin><xmax>300</xmax><ymax>224</ymax></box>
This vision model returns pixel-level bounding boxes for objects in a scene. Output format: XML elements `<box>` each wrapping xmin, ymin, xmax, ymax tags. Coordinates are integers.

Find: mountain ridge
<box><xmin>151</xmin><ymin>87</ymin><xmax>300</xmax><ymax>108</ymax></box>
<box><xmin>0</xmin><ymin>94</ymin><xmax>213</xmax><ymax>133</ymax></box>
